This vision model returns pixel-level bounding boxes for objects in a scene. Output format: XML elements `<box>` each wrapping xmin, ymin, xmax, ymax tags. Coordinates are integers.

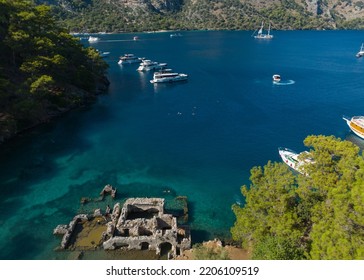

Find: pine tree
<box><xmin>231</xmin><ymin>135</ymin><xmax>364</xmax><ymax>259</ymax></box>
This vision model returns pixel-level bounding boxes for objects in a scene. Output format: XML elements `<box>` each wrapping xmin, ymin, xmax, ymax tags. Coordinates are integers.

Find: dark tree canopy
<box><xmin>0</xmin><ymin>0</ymin><xmax>108</xmax><ymax>141</ymax></box>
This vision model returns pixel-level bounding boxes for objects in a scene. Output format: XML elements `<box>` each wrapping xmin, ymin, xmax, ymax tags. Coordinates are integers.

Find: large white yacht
<box><xmin>137</xmin><ymin>60</ymin><xmax>167</xmax><ymax>71</ymax></box>
<box><xmin>278</xmin><ymin>147</ymin><xmax>313</xmax><ymax>175</ymax></box>
<box><xmin>150</xmin><ymin>69</ymin><xmax>188</xmax><ymax>84</ymax></box>
<box><xmin>343</xmin><ymin>116</ymin><xmax>364</xmax><ymax>139</ymax></box>
<box><xmin>118</xmin><ymin>54</ymin><xmax>141</xmax><ymax>64</ymax></box>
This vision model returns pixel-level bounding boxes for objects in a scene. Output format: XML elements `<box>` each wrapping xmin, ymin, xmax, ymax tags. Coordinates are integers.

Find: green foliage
<box><xmin>0</xmin><ymin>0</ymin><xmax>108</xmax><ymax>140</ymax></box>
<box><xmin>30</xmin><ymin>74</ymin><xmax>55</xmax><ymax>96</ymax></box>
<box><xmin>11</xmin><ymin>97</ymin><xmax>45</xmax><ymax>128</ymax></box>
<box><xmin>231</xmin><ymin>135</ymin><xmax>364</xmax><ymax>259</ymax></box>
<box><xmin>252</xmin><ymin>235</ymin><xmax>305</xmax><ymax>260</ymax></box>
<box><xmin>192</xmin><ymin>243</ymin><xmax>230</xmax><ymax>260</ymax></box>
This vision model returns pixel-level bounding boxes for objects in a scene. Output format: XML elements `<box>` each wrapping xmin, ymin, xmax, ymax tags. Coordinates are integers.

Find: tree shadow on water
<box><xmin>1</xmin><ymin>232</ymin><xmax>45</xmax><ymax>260</ymax></box>
<box><xmin>190</xmin><ymin>229</ymin><xmax>211</xmax><ymax>244</ymax></box>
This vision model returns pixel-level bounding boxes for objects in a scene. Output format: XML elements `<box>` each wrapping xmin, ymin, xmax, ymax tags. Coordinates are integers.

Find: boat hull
<box><xmin>278</xmin><ymin>148</ymin><xmax>301</xmax><ymax>173</ymax></box>
<box><xmin>272</xmin><ymin>74</ymin><xmax>281</xmax><ymax>82</ymax></box>
<box><xmin>118</xmin><ymin>59</ymin><xmax>141</xmax><ymax>64</ymax></box>
<box><xmin>278</xmin><ymin>147</ymin><xmax>312</xmax><ymax>175</ymax></box>
<box><xmin>150</xmin><ymin>74</ymin><xmax>188</xmax><ymax>84</ymax></box>
<box><xmin>118</xmin><ymin>54</ymin><xmax>141</xmax><ymax>65</ymax></box>
<box><xmin>254</xmin><ymin>35</ymin><xmax>273</xmax><ymax>39</ymax></box>
<box><xmin>138</xmin><ymin>63</ymin><xmax>167</xmax><ymax>72</ymax></box>
<box><xmin>343</xmin><ymin>116</ymin><xmax>364</xmax><ymax>139</ymax></box>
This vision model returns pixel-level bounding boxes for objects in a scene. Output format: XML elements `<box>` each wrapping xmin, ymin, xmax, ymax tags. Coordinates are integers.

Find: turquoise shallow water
<box><xmin>1</xmin><ymin>30</ymin><xmax>364</xmax><ymax>259</ymax></box>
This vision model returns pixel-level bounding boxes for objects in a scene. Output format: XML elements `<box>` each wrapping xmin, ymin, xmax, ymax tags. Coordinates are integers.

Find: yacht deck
<box><xmin>352</xmin><ymin>116</ymin><xmax>364</xmax><ymax>127</ymax></box>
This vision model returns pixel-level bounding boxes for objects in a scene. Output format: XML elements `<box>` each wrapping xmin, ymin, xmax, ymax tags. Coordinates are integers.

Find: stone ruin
<box><xmin>53</xmin><ymin>214</ymin><xmax>90</xmax><ymax>249</ymax></box>
<box><xmin>53</xmin><ymin>197</ymin><xmax>191</xmax><ymax>258</ymax></box>
<box><xmin>103</xmin><ymin>198</ymin><xmax>191</xmax><ymax>257</ymax></box>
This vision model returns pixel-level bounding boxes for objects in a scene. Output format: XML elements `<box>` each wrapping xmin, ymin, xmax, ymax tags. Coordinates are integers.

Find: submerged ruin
<box><xmin>54</xmin><ymin>193</ymin><xmax>191</xmax><ymax>258</ymax></box>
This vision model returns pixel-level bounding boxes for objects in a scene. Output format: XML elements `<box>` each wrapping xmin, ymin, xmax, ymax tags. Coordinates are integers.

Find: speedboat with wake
<box><xmin>278</xmin><ymin>147</ymin><xmax>313</xmax><ymax>175</ymax></box>
<box><xmin>272</xmin><ymin>74</ymin><xmax>281</xmax><ymax>83</ymax></box>
<box><xmin>343</xmin><ymin>115</ymin><xmax>364</xmax><ymax>139</ymax></box>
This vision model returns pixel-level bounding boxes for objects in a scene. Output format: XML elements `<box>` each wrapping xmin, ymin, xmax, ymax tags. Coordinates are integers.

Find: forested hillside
<box><xmin>0</xmin><ymin>0</ymin><xmax>108</xmax><ymax>142</ymax></box>
<box><xmin>231</xmin><ymin>135</ymin><xmax>364</xmax><ymax>259</ymax></box>
<box><xmin>36</xmin><ymin>0</ymin><xmax>364</xmax><ymax>32</ymax></box>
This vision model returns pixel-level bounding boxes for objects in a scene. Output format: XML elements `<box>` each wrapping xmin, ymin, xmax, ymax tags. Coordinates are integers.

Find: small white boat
<box><xmin>356</xmin><ymin>43</ymin><xmax>364</xmax><ymax>58</ymax></box>
<box><xmin>118</xmin><ymin>54</ymin><xmax>141</xmax><ymax>64</ymax></box>
<box><xmin>170</xmin><ymin>33</ymin><xmax>182</xmax><ymax>38</ymax></box>
<box><xmin>88</xmin><ymin>36</ymin><xmax>99</xmax><ymax>43</ymax></box>
<box><xmin>272</xmin><ymin>74</ymin><xmax>281</xmax><ymax>82</ymax></box>
<box><xmin>254</xmin><ymin>22</ymin><xmax>273</xmax><ymax>39</ymax></box>
<box><xmin>137</xmin><ymin>60</ymin><xmax>167</xmax><ymax>71</ymax></box>
<box><xmin>343</xmin><ymin>116</ymin><xmax>364</xmax><ymax>139</ymax></box>
<box><xmin>99</xmin><ymin>51</ymin><xmax>110</xmax><ymax>58</ymax></box>
<box><xmin>150</xmin><ymin>69</ymin><xmax>188</xmax><ymax>84</ymax></box>
<box><xmin>278</xmin><ymin>147</ymin><xmax>313</xmax><ymax>175</ymax></box>
<box><xmin>133</xmin><ymin>36</ymin><xmax>139</xmax><ymax>41</ymax></box>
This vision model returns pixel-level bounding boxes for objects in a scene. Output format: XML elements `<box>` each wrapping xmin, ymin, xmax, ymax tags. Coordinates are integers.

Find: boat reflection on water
<box><xmin>345</xmin><ymin>134</ymin><xmax>364</xmax><ymax>150</ymax></box>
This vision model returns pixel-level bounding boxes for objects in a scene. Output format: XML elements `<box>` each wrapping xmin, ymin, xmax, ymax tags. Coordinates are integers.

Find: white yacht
<box><xmin>88</xmin><ymin>36</ymin><xmax>99</xmax><ymax>43</ymax></box>
<box><xmin>278</xmin><ymin>147</ymin><xmax>313</xmax><ymax>175</ymax></box>
<box><xmin>343</xmin><ymin>116</ymin><xmax>364</xmax><ymax>139</ymax></box>
<box><xmin>137</xmin><ymin>60</ymin><xmax>167</xmax><ymax>71</ymax></box>
<box><xmin>150</xmin><ymin>69</ymin><xmax>188</xmax><ymax>84</ymax></box>
<box><xmin>254</xmin><ymin>22</ymin><xmax>273</xmax><ymax>39</ymax></box>
<box><xmin>356</xmin><ymin>43</ymin><xmax>364</xmax><ymax>58</ymax></box>
<box><xmin>118</xmin><ymin>54</ymin><xmax>141</xmax><ymax>64</ymax></box>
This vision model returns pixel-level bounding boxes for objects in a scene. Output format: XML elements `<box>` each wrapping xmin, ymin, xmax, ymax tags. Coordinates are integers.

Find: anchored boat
<box><xmin>278</xmin><ymin>147</ymin><xmax>313</xmax><ymax>175</ymax></box>
<box><xmin>150</xmin><ymin>69</ymin><xmax>188</xmax><ymax>84</ymax></box>
<box><xmin>254</xmin><ymin>22</ymin><xmax>273</xmax><ymax>39</ymax></box>
<box><xmin>343</xmin><ymin>116</ymin><xmax>364</xmax><ymax>139</ymax></box>
<box><xmin>118</xmin><ymin>54</ymin><xmax>141</xmax><ymax>64</ymax></box>
<box><xmin>356</xmin><ymin>43</ymin><xmax>364</xmax><ymax>58</ymax></box>
<box><xmin>137</xmin><ymin>59</ymin><xmax>167</xmax><ymax>71</ymax></box>
<box><xmin>88</xmin><ymin>36</ymin><xmax>99</xmax><ymax>43</ymax></box>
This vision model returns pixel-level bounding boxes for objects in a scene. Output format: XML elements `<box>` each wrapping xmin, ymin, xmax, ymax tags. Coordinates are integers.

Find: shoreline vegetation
<box><xmin>38</xmin><ymin>0</ymin><xmax>364</xmax><ymax>33</ymax></box>
<box><xmin>0</xmin><ymin>0</ymin><xmax>109</xmax><ymax>143</ymax></box>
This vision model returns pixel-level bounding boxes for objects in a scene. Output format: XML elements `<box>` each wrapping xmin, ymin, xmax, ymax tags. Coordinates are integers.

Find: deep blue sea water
<box><xmin>1</xmin><ymin>30</ymin><xmax>364</xmax><ymax>259</ymax></box>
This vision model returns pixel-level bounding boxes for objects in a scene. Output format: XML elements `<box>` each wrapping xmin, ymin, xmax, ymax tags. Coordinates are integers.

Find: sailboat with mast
<box><xmin>254</xmin><ymin>21</ymin><xmax>273</xmax><ymax>39</ymax></box>
<box><xmin>356</xmin><ymin>43</ymin><xmax>364</xmax><ymax>58</ymax></box>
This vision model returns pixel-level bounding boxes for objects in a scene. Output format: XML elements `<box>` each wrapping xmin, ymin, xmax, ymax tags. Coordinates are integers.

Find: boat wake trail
<box><xmin>273</xmin><ymin>80</ymin><xmax>295</xmax><ymax>86</ymax></box>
